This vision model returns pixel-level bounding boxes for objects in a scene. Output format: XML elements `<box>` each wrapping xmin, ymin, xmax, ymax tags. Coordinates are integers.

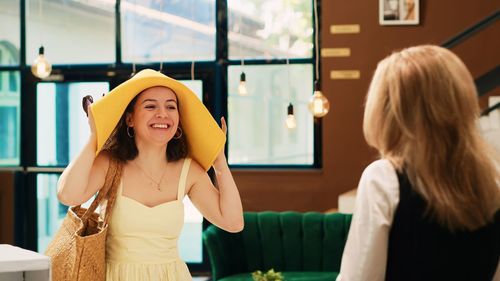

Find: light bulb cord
<box><xmin>131</xmin><ymin>0</ymin><xmax>137</xmax><ymax>75</ymax></box>
<box><xmin>191</xmin><ymin>61</ymin><xmax>195</xmax><ymax>80</ymax></box>
<box><xmin>239</xmin><ymin>11</ymin><xmax>245</xmax><ymax>69</ymax></box>
<box><xmin>191</xmin><ymin>1</ymin><xmax>195</xmax><ymax>80</ymax></box>
<box><xmin>313</xmin><ymin>0</ymin><xmax>319</xmax><ymax>83</ymax></box>
<box><xmin>38</xmin><ymin>0</ymin><xmax>43</xmax><ymax>44</ymax></box>
<box><xmin>159</xmin><ymin>0</ymin><xmax>164</xmax><ymax>72</ymax></box>
<box><xmin>286</xmin><ymin>6</ymin><xmax>292</xmax><ymax>110</ymax></box>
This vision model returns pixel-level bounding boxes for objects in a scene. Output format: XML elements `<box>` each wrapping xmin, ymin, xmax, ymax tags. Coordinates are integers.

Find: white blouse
<box><xmin>336</xmin><ymin>159</ymin><xmax>500</xmax><ymax>281</ymax></box>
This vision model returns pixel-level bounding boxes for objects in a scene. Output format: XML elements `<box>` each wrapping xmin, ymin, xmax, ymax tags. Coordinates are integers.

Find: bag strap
<box><xmin>81</xmin><ymin>157</ymin><xmax>123</xmax><ymax>223</ymax></box>
<box><xmin>102</xmin><ymin>158</ymin><xmax>123</xmax><ymax>223</ymax></box>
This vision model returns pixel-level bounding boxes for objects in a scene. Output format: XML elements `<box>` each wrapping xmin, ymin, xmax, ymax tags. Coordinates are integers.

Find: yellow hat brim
<box><xmin>89</xmin><ymin>69</ymin><xmax>225</xmax><ymax>171</ymax></box>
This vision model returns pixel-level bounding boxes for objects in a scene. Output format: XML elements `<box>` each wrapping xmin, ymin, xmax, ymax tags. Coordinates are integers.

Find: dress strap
<box><xmin>177</xmin><ymin>158</ymin><xmax>192</xmax><ymax>200</ymax></box>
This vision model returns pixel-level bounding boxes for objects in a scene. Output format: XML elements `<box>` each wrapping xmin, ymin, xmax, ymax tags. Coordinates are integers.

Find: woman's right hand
<box><xmin>82</xmin><ymin>95</ymin><xmax>97</xmax><ymax>140</ymax></box>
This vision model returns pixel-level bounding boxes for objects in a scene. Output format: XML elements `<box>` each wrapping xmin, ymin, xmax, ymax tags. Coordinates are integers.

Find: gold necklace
<box><xmin>133</xmin><ymin>161</ymin><xmax>167</xmax><ymax>191</ymax></box>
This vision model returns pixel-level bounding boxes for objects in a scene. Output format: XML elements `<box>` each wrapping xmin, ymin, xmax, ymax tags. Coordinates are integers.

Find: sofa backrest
<box><xmin>203</xmin><ymin>211</ymin><xmax>353</xmax><ymax>280</ymax></box>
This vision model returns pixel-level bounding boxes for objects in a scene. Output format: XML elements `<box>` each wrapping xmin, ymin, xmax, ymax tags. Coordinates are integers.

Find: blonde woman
<box><xmin>337</xmin><ymin>45</ymin><xmax>499</xmax><ymax>281</ymax></box>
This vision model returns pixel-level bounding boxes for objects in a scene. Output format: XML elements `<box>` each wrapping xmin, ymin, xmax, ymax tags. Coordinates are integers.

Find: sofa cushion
<box><xmin>219</xmin><ymin>271</ymin><xmax>339</xmax><ymax>281</ymax></box>
<box><xmin>203</xmin><ymin>212</ymin><xmax>352</xmax><ymax>281</ymax></box>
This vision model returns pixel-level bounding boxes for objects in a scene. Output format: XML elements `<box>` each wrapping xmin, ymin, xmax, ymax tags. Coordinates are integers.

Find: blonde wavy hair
<box><xmin>363</xmin><ymin>45</ymin><xmax>499</xmax><ymax>231</ymax></box>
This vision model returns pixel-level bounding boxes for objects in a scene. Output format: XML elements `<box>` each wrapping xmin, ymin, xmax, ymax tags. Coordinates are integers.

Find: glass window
<box><xmin>26</xmin><ymin>0</ymin><xmax>115</xmax><ymax>65</ymax></box>
<box><xmin>0</xmin><ymin>71</ymin><xmax>20</xmax><ymax>166</ymax></box>
<box><xmin>176</xmin><ymin>79</ymin><xmax>204</xmax><ymax>263</ymax></box>
<box><xmin>0</xmin><ymin>0</ymin><xmax>20</xmax><ymax>66</ymax></box>
<box><xmin>37</xmin><ymin>174</ymin><xmax>67</xmax><ymax>253</ymax></box>
<box><xmin>228</xmin><ymin>0</ymin><xmax>313</xmax><ymax>60</ymax></box>
<box><xmin>228</xmin><ymin>64</ymin><xmax>314</xmax><ymax>165</ymax></box>
<box><xmin>37</xmin><ymin>82</ymin><xmax>110</xmax><ymax>166</ymax></box>
<box><xmin>180</xmin><ymin>79</ymin><xmax>203</xmax><ymax>101</ymax></box>
<box><xmin>179</xmin><ymin>197</ymin><xmax>203</xmax><ymax>263</ymax></box>
<box><xmin>121</xmin><ymin>0</ymin><xmax>216</xmax><ymax>63</ymax></box>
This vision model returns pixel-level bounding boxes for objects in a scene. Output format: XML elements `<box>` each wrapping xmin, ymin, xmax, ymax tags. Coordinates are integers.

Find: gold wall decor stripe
<box><xmin>330</xmin><ymin>70</ymin><xmax>361</xmax><ymax>80</ymax></box>
<box><xmin>330</xmin><ymin>24</ymin><xmax>360</xmax><ymax>34</ymax></box>
<box><xmin>321</xmin><ymin>48</ymin><xmax>351</xmax><ymax>57</ymax></box>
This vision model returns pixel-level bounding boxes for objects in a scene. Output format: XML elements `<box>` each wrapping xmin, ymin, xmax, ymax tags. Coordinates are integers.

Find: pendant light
<box><xmin>308</xmin><ymin>82</ymin><xmax>330</xmax><ymax>117</ymax></box>
<box><xmin>308</xmin><ymin>0</ymin><xmax>330</xmax><ymax>117</ymax></box>
<box><xmin>285</xmin><ymin>103</ymin><xmax>297</xmax><ymax>129</ymax></box>
<box><xmin>284</xmin><ymin>7</ymin><xmax>296</xmax><ymax>130</ymax></box>
<box><xmin>237</xmin><ymin>12</ymin><xmax>248</xmax><ymax>96</ymax></box>
<box><xmin>238</xmin><ymin>71</ymin><xmax>248</xmax><ymax>96</ymax></box>
<box><xmin>32</xmin><ymin>0</ymin><xmax>52</xmax><ymax>79</ymax></box>
<box><xmin>32</xmin><ymin>46</ymin><xmax>52</xmax><ymax>79</ymax></box>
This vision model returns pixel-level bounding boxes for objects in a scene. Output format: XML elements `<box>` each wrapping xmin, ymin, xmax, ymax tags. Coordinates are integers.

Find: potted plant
<box><xmin>252</xmin><ymin>269</ymin><xmax>284</xmax><ymax>281</ymax></box>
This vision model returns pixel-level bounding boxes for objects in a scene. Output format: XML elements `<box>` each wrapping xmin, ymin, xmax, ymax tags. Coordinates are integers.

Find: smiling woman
<box><xmin>53</xmin><ymin>69</ymin><xmax>244</xmax><ymax>281</ymax></box>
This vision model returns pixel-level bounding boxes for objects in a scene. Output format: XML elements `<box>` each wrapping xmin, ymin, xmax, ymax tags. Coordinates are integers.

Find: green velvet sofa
<box><xmin>203</xmin><ymin>211</ymin><xmax>353</xmax><ymax>281</ymax></box>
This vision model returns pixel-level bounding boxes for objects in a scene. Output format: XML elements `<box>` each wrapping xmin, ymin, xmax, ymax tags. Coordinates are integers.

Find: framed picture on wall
<box><xmin>380</xmin><ymin>0</ymin><xmax>419</xmax><ymax>25</ymax></box>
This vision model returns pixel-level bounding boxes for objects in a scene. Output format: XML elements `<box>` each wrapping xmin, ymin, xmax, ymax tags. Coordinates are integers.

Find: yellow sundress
<box><xmin>106</xmin><ymin>158</ymin><xmax>192</xmax><ymax>281</ymax></box>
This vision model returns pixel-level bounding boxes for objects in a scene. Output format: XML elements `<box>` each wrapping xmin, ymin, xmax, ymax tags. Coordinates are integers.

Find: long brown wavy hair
<box><xmin>363</xmin><ymin>45</ymin><xmax>499</xmax><ymax>231</ymax></box>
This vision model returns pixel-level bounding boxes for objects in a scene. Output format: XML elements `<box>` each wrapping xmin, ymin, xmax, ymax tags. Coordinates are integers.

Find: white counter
<box><xmin>0</xmin><ymin>244</ymin><xmax>50</xmax><ymax>281</ymax></box>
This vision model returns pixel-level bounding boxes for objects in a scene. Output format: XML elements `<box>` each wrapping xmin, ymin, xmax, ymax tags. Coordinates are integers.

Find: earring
<box><xmin>127</xmin><ymin>126</ymin><xmax>134</xmax><ymax>138</ymax></box>
<box><xmin>174</xmin><ymin>127</ymin><xmax>183</xmax><ymax>139</ymax></box>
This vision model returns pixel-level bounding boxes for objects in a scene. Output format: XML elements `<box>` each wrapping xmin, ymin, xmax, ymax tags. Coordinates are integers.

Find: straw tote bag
<box><xmin>45</xmin><ymin>157</ymin><xmax>123</xmax><ymax>281</ymax></box>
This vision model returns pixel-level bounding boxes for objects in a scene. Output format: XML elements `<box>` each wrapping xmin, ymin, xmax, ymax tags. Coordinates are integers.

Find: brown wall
<box><xmin>233</xmin><ymin>0</ymin><xmax>500</xmax><ymax>212</ymax></box>
<box><xmin>0</xmin><ymin>172</ymin><xmax>15</xmax><ymax>244</ymax></box>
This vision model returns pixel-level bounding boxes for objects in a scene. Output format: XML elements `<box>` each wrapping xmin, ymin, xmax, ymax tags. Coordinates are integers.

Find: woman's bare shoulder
<box><xmin>185</xmin><ymin>158</ymin><xmax>208</xmax><ymax>190</ymax></box>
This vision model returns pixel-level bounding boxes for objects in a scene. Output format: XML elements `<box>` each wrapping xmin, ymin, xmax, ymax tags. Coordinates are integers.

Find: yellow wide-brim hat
<box><xmin>89</xmin><ymin>69</ymin><xmax>225</xmax><ymax>171</ymax></box>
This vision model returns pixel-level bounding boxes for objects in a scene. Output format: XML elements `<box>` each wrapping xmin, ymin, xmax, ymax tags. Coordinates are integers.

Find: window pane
<box><xmin>177</xmin><ymin>79</ymin><xmax>203</xmax><ymax>263</ymax></box>
<box><xmin>180</xmin><ymin>79</ymin><xmax>203</xmax><ymax>101</ymax></box>
<box><xmin>37</xmin><ymin>173</ymin><xmax>95</xmax><ymax>253</ymax></box>
<box><xmin>228</xmin><ymin>64</ymin><xmax>314</xmax><ymax>165</ymax></box>
<box><xmin>228</xmin><ymin>0</ymin><xmax>313</xmax><ymax>60</ymax></box>
<box><xmin>26</xmin><ymin>0</ymin><xmax>115</xmax><ymax>65</ymax></box>
<box><xmin>0</xmin><ymin>0</ymin><xmax>20</xmax><ymax>66</ymax></box>
<box><xmin>37</xmin><ymin>82</ymin><xmax>110</xmax><ymax>166</ymax></box>
<box><xmin>121</xmin><ymin>0</ymin><xmax>215</xmax><ymax>63</ymax></box>
<box><xmin>179</xmin><ymin>197</ymin><xmax>203</xmax><ymax>263</ymax></box>
<box><xmin>0</xmin><ymin>71</ymin><xmax>20</xmax><ymax>166</ymax></box>
<box><xmin>37</xmin><ymin>174</ymin><xmax>67</xmax><ymax>253</ymax></box>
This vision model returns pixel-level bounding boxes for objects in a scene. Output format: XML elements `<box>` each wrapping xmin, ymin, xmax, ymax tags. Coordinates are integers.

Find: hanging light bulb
<box><xmin>31</xmin><ymin>46</ymin><xmax>52</xmax><ymax>79</ymax></box>
<box><xmin>307</xmin><ymin>0</ymin><xmax>330</xmax><ymax>118</ymax></box>
<box><xmin>308</xmin><ymin>83</ymin><xmax>330</xmax><ymax>118</ymax></box>
<box><xmin>238</xmin><ymin>72</ymin><xmax>248</xmax><ymax>96</ymax></box>
<box><xmin>285</xmin><ymin>103</ymin><xmax>297</xmax><ymax>129</ymax></box>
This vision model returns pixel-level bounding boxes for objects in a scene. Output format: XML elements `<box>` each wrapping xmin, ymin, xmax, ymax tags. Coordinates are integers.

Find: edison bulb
<box><xmin>238</xmin><ymin>81</ymin><xmax>248</xmax><ymax>96</ymax></box>
<box><xmin>238</xmin><ymin>72</ymin><xmax>248</xmax><ymax>96</ymax></box>
<box><xmin>308</xmin><ymin>90</ymin><xmax>330</xmax><ymax>117</ymax></box>
<box><xmin>31</xmin><ymin>46</ymin><xmax>52</xmax><ymax>79</ymax></box>
<box><xmin>285</xmin><ymin>114</ymin><xmax>297</xmax><ymax>129</ymax></box>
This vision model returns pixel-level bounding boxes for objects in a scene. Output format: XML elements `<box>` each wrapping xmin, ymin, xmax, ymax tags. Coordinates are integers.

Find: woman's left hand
<box><xmin>214</xmin><ymin>117</ymin><xmax>227</xmax><ymax>167</ymax></box>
